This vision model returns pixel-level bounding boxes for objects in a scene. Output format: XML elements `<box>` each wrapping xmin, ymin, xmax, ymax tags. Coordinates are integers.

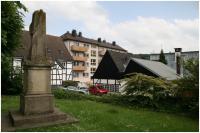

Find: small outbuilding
<box><xmin>92</xmin><ymin>50</ymin><xmax>180</xmax><ymax>92</ymax></box>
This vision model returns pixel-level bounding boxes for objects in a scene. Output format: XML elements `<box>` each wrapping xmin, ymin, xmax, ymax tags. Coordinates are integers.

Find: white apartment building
<box><xmin>61</xmin><ymin>30</ymin><xmax>127</xmax><ymax>83</ymax></box>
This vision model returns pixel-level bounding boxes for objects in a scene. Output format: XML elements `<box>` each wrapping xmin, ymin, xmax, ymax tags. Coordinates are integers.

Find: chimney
<box><xmin>78</xmin><ymin>32</ymin><xmax>82</xmax><ymax>37</ymax></box>
<box><xmin>174</xmin><ymin>48</ymin><xmax>182</xmax><ymax>75</ymax></box>
<box><xmin>72</xmin><ymin>29</ymin><xmax>77</xmax><ymax>37</ymax></box>
<box><xmin>112</xmin><ymin>41</ymin><xmax>116</xmax><ymax>46</ymax></box>
<box><xmin>97</xmin><ymin>37</ymin><xmax>101</xmax><ymax>42</ymax></box>
<box><xmin>102</xmin><ymin>40</ymin><xmax>106</xmax><ymax>43</ymax></box>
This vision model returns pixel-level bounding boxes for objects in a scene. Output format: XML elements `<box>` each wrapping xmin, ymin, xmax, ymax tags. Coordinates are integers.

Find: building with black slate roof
<box><xmin>92</xmin><ymin>50</ymin><xmax>180</xmax><ymax>92</ymax></box>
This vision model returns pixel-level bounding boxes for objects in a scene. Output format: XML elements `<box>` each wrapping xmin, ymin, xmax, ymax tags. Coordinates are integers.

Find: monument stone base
<box><xmin>20</xmin><ymin>94</ymin><xmax>54</xmax><ymax>115</ymax></box>
<box><xmin>9</xmin><ymin>108</ymin><xmax>78</xmax><ymax>129</ymax></box>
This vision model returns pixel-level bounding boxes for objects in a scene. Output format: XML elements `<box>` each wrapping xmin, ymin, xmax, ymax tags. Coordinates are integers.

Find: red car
<box><xmin>89</xmin><ymin>85</ymin><xmax>109</xmax><ymax>95</ymax></box>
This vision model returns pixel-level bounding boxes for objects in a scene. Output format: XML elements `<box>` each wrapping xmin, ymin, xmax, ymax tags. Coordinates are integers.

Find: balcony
<box><xmin>73</xmin><ymin>66</ymin><xmax>87</xmax><ymax>71</ymax></box>
<box><xmin>71</xmin><ymin>45</ymin><xmax>88</xmax><ymax>52</ymax></box>
<box><xmin>73</xmin><ymin>56</ymin><xmax>88</xmax><ymax>62</ymax></box>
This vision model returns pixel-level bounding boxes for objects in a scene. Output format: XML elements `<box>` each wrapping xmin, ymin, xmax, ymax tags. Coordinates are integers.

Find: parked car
<box><xmin>89</xmin><ymin>85</ymin><xmax>109</xmax><ymax>95</ymax></box>
<box><xmin>62</xmin><ymin>86</ymin><xmax>89</xmax><ymax>95</ymax></box>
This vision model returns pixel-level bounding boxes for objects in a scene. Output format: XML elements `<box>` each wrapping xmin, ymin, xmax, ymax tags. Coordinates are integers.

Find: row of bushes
<box><xmin>52</xmin><ymin>88</ymin><xmax>198</xmax><ymax>117</ymax></box>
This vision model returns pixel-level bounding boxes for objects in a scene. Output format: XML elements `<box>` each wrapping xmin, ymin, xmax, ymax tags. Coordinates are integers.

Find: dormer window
<box><xmin>59</xmin><ymin>50</ymin><xmax>64</xmax><ymax>54</ymax></box>
<box><xmin>47</xmin><ymin>48</ymin><xmax>51</xmax><ymax>54</ymax></box>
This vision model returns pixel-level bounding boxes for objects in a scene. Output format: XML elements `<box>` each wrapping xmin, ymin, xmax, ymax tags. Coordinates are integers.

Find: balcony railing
<box><xmin>71</xmin><ymin>45</ymin><xmax>88</xmax><ymax>52</ymax></box>
<box><xmin>73</xmin><ymin>66</ymin><xmax>87</xmax><ymax>71</ymax></box>
<box><xmin>73</xmin><ymin>56</ymin><xmax>88</xmax><ymax>62</ymax></box>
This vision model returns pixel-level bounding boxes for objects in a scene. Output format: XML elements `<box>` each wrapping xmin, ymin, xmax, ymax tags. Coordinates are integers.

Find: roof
<box><xmin>61</xmin><ymin>32</ymin><xmax>127</xmax><ymax>52</ymax></box>
<box><xmin>14</xmin><ymin>31</ymin><xmax>73</xmax><ymax>62</ymax></box>
<box><xmin>108</xmin><ymin>50</ymin><xmax>134</xmax><ymax>72</ymax></box>
<box><xmin>130</xmin><ymin>58</ymin><xmax>180</xmax><ymax>80</ymax></box>
<box><xmin>93</xmin><ymin>50</ymin><xmax>180</xmax><ymax>80</ymax></box>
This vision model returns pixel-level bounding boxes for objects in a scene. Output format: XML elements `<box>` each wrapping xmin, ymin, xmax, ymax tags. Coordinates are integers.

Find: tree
<box><xmin>175</xmin><ymin>58</ymin><xmax>199</xmax><ymax>92</ymax></box>
<box><xmin>174</xmin><ymin>58</ymin><xmax>199</xmax><ymax>116</ymax></box>
<box><xmin>159</xmin><ymin>49</ymin><xmax>167</xmax><ymax>64</ymax></box>
<box><xmin>1</xmin><ymin>1</ymin><xmax>27</xmax><ymax>94</ymax></box>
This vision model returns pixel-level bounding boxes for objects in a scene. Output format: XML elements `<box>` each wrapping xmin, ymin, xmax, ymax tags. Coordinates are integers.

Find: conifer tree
<box><xmin>159</xmin><ymin>49</ymin><xmax>167</xmax><ymax>64</ymax></box>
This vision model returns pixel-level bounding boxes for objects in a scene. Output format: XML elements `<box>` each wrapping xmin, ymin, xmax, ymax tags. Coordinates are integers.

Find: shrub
<box><xmin>2</xmin><ymin>66</ymin><xmax>23</xmax><ymax>95</ymax></box>
<box><xmin>121</xmin><ymin>73</ymin><xmax>177</xmax><ymax>108</ymax></box>
<box><xmin>62</xmin><ymin>80</ymin><xmax>79</xmax><ymax>87</ymax></box>
<box><xmin>53</xmin><ymin>88</ymin><xmax>86</xmax><ymax>100</ymax></box>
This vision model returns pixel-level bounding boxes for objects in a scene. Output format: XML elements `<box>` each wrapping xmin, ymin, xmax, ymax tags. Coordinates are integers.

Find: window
<box><xmin>59</xmin><ymin>50</ymin><xmax>64</xmax><ymax>54</ymax></box>
<box><xmin>84</xmin><ymin>44</ymin><xmax>89</xmax><ymax>47</ymax></box>
<box><xmin>91</xmin><ymin>45</ymin><xmax>96</xmax><ymax>48</ymax></box>
<box><xmin>73</xmin><ymin>61</ymin><xmax>79</xmax><ymax>66</ymax></box>
<box><xmin>74</xmin><ymin>52</ymin><xmax>79</xmax><ymax>56</ymax></box>
<box><xmin>91</xmin><ymin>67</ymin><xmax>96</xmax><ymax>73</ymax></box>
<box><xmin>91</xmin><ymin>50</ymin><xmax>96</xmax><ymax>57</ymax></box>
<box><xmin>84</xmin><ymin>53</ymin><xmax>89</xmax><ymax>57</ymax></box>
<box><xmin>86</xmin><ymin>62</ymin><xmax>89</xmax><ymax>67</ymax></box>
<box><xmin>73</xmin><ymin>72</ymin><xmax>79</xmax><ymax>77</ymax></box>
<box><xmin>62</xmin><ymin>62</ymin><xmax>66</xmax><ymax>67</ymax></box>
<box><xmin>91</xmin><ymin>59</ymin><xmax>96</xmax><ymax>66</ymax></box>
<box><xmin>83</xmin><ymin>73</ymin><xmax>89</xmax><ymax>77</ymax></box>
<box><xmin>47</xmin><ymin>48</ymin><xmax>52</xmax><ymax>54</ymax></box>
<box><xmin>75</xmin><ymin>42</ymin><xmax>79</xmax><ymax>46</ymax></box>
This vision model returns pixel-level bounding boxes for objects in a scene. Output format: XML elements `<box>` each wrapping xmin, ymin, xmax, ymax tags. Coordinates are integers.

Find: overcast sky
<box><xmin>22</xmin><ymin>1</ymin><xmax>199</xmax><ymax>54</ymax></box>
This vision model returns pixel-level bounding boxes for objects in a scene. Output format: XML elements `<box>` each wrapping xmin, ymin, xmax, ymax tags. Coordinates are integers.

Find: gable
<box><xmin>92</xmin><ymin>51</ymin><xmax>122</xmax><ymax>79</ymax></box>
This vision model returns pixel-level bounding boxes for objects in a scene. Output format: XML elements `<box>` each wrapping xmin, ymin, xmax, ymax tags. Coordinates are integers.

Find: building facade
<box><xmin>61</xmin><ymin>30</ymin><xmax>127</xmax><ymax>83</ymax></box>
<box><xmin>150</xmin><ymin>49</ymin><xmax>199</xmax><ymax>76</ymax></box>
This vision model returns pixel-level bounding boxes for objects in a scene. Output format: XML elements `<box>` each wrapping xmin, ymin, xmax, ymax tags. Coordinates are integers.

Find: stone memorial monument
<box><xmin>9</xmin><ymin>9</ymin><xmax>77</xmax><ymax>129</ymax></box>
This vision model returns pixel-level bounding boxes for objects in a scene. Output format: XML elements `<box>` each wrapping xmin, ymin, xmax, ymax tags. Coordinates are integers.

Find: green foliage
<box><xmin>1</xmin><ymin>1</ymin><xmax>27</xmax><ymax>56</ymax></box>
<box><xmin>159</xmin><ymin>49</ymin><xmax>167</xmax><ymax>64</ymax></box>
<box><xmin>173</xmin><ymin>59</ymin><xmax>199</xmax><ymax>117</ymax></box>
<box><xmin>8</xmin><ymin>73</ymin><xmax>23</xmax><ymax>95</ymax></box>
<box><xmin>62</xmin><ymin>80</ymin><xmax>79</xmax><ymax>87</ymax></box>
<box><xmin>1</xmin><ymin>56</ymin><xmax>13</xmax><ymax>94</ymax></box>
<box><xmin>175</xmin><ymin>58</ymin><xmax>199</xmax><ymax>92</ymax></box>
<box><xmin>2</xmin><ymin>58</ymin><xmax>23</xmax><ymax>95</ymax></box>
<box><xmin>1</xmin><ymin>1</ymin><xmax>27</xmax><ymax>95</ymax></box>
<box><xmin>122</xmin><ymin>73</ymin><xmax>176</xmax><ymax>98</ymax></box>
<box><xmin>53</xmin><ymin>88</ymin><xmax>86</xmax><ymax>100</ymax></box>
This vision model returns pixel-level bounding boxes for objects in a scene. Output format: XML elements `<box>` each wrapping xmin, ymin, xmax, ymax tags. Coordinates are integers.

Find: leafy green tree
<box><xmin>159</xmin><ymin>49</ymin><xmax>167</xmax><ymax>64</ymax></box>
<box><xmin>174</xmin><ymin>58</ymin><xmax>199</xmax><ymax>116</ymax></box>
<box><xmin>175</xmin><ymin>58</ymin><xmax>199</xmax><ymax>92</ymax></box>
<box><xmin>1</xmin><ymin>1</ymin><xmax>27</xmax><ymax>94</ymax></box>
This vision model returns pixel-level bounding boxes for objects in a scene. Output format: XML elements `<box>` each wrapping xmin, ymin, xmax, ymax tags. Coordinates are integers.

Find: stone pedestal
<box><xmin>20</xmin><ymin>94</ymin><xmax>54</xmax><ymax>115</ymax></box>
<box><xmin>20</xmin><ymin>64</ymin><xmax>53</xmax><ymax>115</ymax></box>
<box><xmin>9</xmin><ymin>64</ymin><xmax>78</xmax><ymax>129</ymax></box>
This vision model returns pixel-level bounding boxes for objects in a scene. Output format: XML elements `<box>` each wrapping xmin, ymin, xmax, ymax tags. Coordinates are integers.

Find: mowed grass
<box><xmin>1</xmin><ymin>96</ymin><xmax>199</xmax><ymax>132</ymax></box>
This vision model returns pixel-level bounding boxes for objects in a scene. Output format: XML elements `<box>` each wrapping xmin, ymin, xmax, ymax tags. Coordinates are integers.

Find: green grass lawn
<box><xmin>2</xmin><ymin>96</ymin><xmax>199</xmax><ymax>132</ymax></box>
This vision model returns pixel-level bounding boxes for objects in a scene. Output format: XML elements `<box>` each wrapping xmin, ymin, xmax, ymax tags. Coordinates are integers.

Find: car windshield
<box><xmin>67</xmin><ymin>86</ymin><xmax>77</xmax><ymax>90</ymax></box>
<box><xmin>97</xmin><ymin>86</ymin><xmax>104</xmax><ymax>89</ymax></box>
<box><xmin>80</xmin><ymin>87</ymin><xmax>87</xmax><ymax>90</ymax></box>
